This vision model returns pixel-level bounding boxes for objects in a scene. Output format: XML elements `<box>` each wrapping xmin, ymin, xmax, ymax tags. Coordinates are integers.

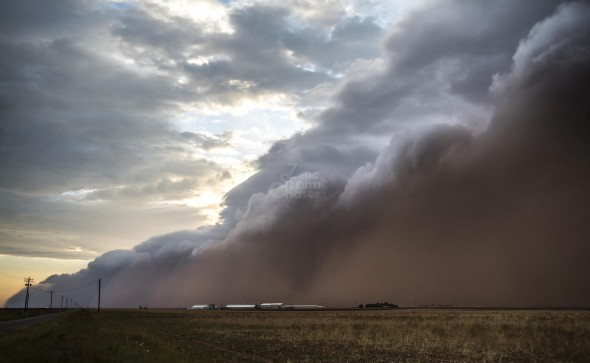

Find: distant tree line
<box><xmin>358</xmin><ymin>302</ymin><xmax>398</xmax><ymax>309</ymax></box>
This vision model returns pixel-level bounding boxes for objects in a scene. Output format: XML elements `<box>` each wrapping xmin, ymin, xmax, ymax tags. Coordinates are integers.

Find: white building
<box><xmin>260</xmin><ymin>303</ymin><xmax>283</xmax><ymax>310</ymax></box>
<box><xmin>225</xmin><ymin>304</ymin><xmax>259</xmax><ymax>310</ymax></box>
<box><xmin>189</xmin><ymin>304</ymin><xmax>215</xmax><ymax>310</ymax></box>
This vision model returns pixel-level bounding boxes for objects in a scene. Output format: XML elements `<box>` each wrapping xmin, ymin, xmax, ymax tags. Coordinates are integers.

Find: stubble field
<box><xmin>0</xmin><ymin>308</ymin><xmax>589</xmax><ymax>362</ymax></box>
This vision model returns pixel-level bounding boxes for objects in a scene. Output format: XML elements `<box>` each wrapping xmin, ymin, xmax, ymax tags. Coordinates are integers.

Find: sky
<box><xmin>1</xmin><ymin>0</ymin><xmax>589</xmax><ymax>307</ymax></box>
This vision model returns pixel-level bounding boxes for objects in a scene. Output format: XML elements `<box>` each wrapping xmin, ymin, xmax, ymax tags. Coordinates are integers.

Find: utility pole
<box><xmin>98</xmin><ymin>278</ymin><xmax>101</xmax><ymax>313</ymax></box>
<box><xmin>50</xmin><ymin>291</ymin><xmax>53</xmax><ymax>309</ymax></box>
<box><xmin>23</xmin><ymin>277</ymin><xmax>33</xmax><ymax>311</ymax></box>
<box><xmin>60</xmin><ymin>295</ymin><xmax>64</xmax><ymax>310</ymax></box>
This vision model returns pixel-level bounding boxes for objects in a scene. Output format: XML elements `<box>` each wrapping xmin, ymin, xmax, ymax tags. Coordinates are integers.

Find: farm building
<box><xmin>225</xmin><ymin>304</ymin><xmax>259</xmax><ymax>310</ymax></box>
<box><xmin>260</xmin><ymin>303</ymin><xmax>283</xmax><ymax>310</ymax></box>
<box><xmin>189</xmin><ymin>304</ymin><xmax>216</xmax><ymax>310</ymax></box>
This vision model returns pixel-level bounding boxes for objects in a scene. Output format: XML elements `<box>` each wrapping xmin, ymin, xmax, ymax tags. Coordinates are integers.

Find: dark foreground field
<box><xmin>0</xmin><ymin>309</ymin><xmax>589</xmax><ymax>362</ymax></box>
<box><xmin>0</xmin><ymin>308</ymin><xmax>61</xmax><ymax>322</ymax></box>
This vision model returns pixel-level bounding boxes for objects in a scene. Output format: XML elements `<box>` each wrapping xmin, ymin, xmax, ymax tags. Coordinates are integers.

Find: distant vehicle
<box><xmin>189</xmin><ymin>304</ymin><xmax>216</xmax><ymax>310</ymax></box>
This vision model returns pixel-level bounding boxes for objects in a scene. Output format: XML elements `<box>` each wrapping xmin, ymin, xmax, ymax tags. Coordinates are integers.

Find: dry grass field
<box><xmin>0</xmin><ymin>308</ymin><xmax>589</xmax><ymax>362</ymax></box>
<box><xmin>0</xmin><ymin>308</ymin><xmax>59</xmax><ymax>322</ymax></box>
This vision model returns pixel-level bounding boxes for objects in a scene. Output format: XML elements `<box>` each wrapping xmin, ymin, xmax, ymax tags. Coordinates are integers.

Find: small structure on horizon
<box><xmin>189</xmin><ymin>304</ymin><xmax>216</xmax><ymax>310</ymax></box>
<box><xmin>362</xmin><ymin>302</ymin><xmax>398</xmax><ymax>309</ymax></box>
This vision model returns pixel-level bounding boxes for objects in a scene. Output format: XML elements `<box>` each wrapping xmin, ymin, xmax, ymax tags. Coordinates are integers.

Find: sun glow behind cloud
<box><xmin>0</xmin><ymin>255</ymin><xmax>89</xmax><ymax>307</ymax></box>
<box><xmin>142</xmin><ymin>0</ymin><xmax>233</xmax><ymax>33</ymax></box>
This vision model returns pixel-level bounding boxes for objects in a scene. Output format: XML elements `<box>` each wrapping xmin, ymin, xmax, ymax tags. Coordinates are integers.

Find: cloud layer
<box><xmin>4</xmin><ymin>1</ymin><xmax>590</xmax><ymax>307</ymax></box>
<box><xmin>0</xmin><ymin>0</ymin><xmax>388</xmax><ymax>257</ymax></box>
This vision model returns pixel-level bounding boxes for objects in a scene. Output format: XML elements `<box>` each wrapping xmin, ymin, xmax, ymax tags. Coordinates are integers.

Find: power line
<box><xmin>24</xmin><ymin>277</ymin><xmax>33</xmax><ymax>310</ymax></box>
<box><xmin>13</xmin><ymin>277</ymin><xmax>101</xmax><ymax>310</ymax></box>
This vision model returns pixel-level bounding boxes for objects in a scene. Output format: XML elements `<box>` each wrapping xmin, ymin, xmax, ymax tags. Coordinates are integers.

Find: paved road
<box><xmin>0</xmin><ymin>310</ymin><xmax>77</xmax><ymax>333</ymax></box>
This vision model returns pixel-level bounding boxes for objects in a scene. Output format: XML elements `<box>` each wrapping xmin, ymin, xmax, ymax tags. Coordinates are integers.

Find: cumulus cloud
<box><xmin>5</xmin><ymin>1</ymin><xmax>590</xmax><ymax>308</ymax></box>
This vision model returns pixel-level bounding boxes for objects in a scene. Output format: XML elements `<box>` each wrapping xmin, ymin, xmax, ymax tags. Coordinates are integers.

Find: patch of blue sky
<box><xmin>104</xmin><ymin>1</ymin><xmax>134</xmax><ymax>11</ymax></box>
<box><xmin>174</xmin><ymin>108</ymin><xmax>305</xmax><ymax>156</ymax></box>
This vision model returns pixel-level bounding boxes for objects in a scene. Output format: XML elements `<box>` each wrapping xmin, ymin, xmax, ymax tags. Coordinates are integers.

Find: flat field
<box><xmin>0</xmin><ymin>308</ymin><xmax>589</xmax><ymax>362</ymax></box>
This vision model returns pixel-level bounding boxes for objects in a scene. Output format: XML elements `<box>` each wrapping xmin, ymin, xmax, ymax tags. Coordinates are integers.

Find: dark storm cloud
<box><xmin>0</xmin><ymin>0</ymin><xmax>98</xmax><ymax>38</ymax></box>
<box><xmin>221</xmin><ymin>0</ymin><xmax>565</xmax><ymax>216</ymax></box>
<box><xmin>316</xmin><ymin>0</ymin><xmax>563</xmax><ymax>137</ymax></box>
<box><xmin>6</xmin><ymin>1</ymin><xmax>590</xmax><ymax>309</ymax></box>
<box><xmin>281</xmin><ymin>15</ymin><xmax>383</xmax><ymax>71</ymax></box>
<box><xmin>176</xmin><ymin>2</ymin><xmax>590</xmax><ymax>307</ymax></box>
<box><xmin>220</xmin><ymin>136</ymin><xmax>375</xmax><ymax>225</ymax></box>
<box><xmin>178</xmin><ymin>5</ymin><xmax>335</xmax><ymax>101</ymax></box>
<box><xmin>112</xmin><ymin>4</ymin><xmax>383</xmax><ymax>104</ymax></box>
<box><xmin>112</xmin><ymin>5</ymin><xmax>205</xmax><ymax>60</ymax></box>
<box><xmin>214</xmin><ymin>5</ymin><xmax>383</xmax><ymax>90</ymax></box>
<box><xmin>0</xmin><ymin>33</ymin><xmax>204</xmax><ymax>193</ymax></box>
<box><xmin>209</xmin><ymin>0</ymin><xmax>567</xmax><ymax>213</ymax></box>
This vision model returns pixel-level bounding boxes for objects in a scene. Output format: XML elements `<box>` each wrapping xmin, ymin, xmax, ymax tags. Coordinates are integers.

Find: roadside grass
<box><xmin>0</xmin><ymin>309</ymin><xmax>184</xmax><ymax>363</ymax></box>
<box><xmin>0</xmin><ymin>309</ymin><xmax>62</xmax><ymax>322</ymax></box>
<box><xmin>0</xmin><ymin>309</ymin><xmax>589</xmax><ymax>362</ymax></box>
